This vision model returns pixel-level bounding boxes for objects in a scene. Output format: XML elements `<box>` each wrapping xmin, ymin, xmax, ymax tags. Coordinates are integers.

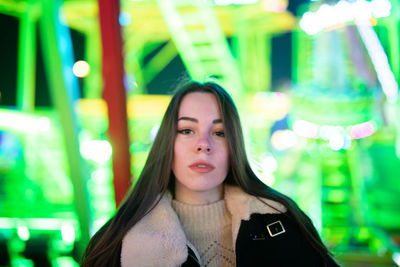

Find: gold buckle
<box><xmin>266</xmin><ymin>220</ymin><xmax>285</xmax><ymax>237</ymax></box>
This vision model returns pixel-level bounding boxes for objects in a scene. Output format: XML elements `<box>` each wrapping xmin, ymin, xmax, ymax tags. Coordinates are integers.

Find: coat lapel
<box><xmin>121</xmin><ymin>194</ymin><xmax>188</xmax><ymax>267</ymax></box>
<box><xmin>224</xmin><ymin>185</ymin><xmax>287</xmax><ymax>246</ymax></box>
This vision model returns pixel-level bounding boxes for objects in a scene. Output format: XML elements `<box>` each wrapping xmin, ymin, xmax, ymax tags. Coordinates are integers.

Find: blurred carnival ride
<box><xmin>0</xmin><ymin>0</ymin><xmax>399</xmax><ymax>266</ymax></box>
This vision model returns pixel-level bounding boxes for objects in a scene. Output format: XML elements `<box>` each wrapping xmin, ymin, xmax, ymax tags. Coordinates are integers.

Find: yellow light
<box><xmin>73</xmin><ymin>60</ymin><xmax>90</xmax><ymax>78</ymax></box>
<box><xmin>369</xmin><ymin>17</ymin><xmax>378</xmax><ymax>26</ymax></box>
<box><xmin>251</xmin><ymin>92</ymin><xmax>290</xmax><ymax>120</ymax></box>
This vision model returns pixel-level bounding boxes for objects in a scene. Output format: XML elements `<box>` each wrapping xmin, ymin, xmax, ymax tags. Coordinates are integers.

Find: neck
<box><xmin>174</xmin><ymin>184</ymin><xmax>224</xmax><ymax>205</ymax></box>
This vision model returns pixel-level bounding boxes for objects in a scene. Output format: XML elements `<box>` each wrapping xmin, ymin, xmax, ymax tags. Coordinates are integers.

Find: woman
<box><xmin>81</xmin><ymin>81</ymin><xmax>339</xmax><ymax>266</ymax></box>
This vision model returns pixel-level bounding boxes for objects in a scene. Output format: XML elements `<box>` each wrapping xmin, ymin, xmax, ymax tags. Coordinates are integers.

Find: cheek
<box><xmin>173</xmin><ymin>141</ymin><xmax>182</xmax><ymax>161</ymax></box>
<box><xmin>172</xmin><ymin>141</ymin><xmax>184</xmax><ymax>173</ymax></box>
<box><xmin>219</xmin><ymin>145</ymin><xmax>230</xmax><ymax>172</ymax></box>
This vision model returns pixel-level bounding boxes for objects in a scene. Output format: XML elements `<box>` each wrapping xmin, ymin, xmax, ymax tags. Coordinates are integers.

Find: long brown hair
<box><xmin>81</xmin><ymin>81</ymin><xmax>333</xmax><ymax>266</ymax></box>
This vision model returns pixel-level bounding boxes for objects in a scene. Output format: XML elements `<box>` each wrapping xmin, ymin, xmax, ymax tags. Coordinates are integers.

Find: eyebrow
<box><xmin>177</xmin><ymin>116</ymin><xmax>223</xmax><ymax>124</ymax></box>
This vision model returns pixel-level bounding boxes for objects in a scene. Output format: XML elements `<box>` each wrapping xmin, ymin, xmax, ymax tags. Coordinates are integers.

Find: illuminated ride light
<box><xmin>80</xmin><ymin>140</ymin><xmax>112</xmax><ymax>163</ymax></box>
<box><xmin>293</xmin><ymin>119</ymin><xmax>318</xmax><ymax>139</ymax></box>
<box><xmin>17</xmin><ymin>225</ymin><xmax>30</xmax><ymax>241</ymax></box>
<box><xmin>0</xmin><ymin>111</ymin><xmax>52</xmax><ymax>134</ymax></box>
<box><xmin>270</xmin><ymin>129</ymin><xmax>297</xmax><ymax>151</ymax></box>
<box><xmin>150</xmin><ymin>125</ymin><xmax>160</xmax><ymax>142</ymax></box>
<box><xmin>61</xmin><ymin>223</ymin><xmax>75</xmax><ymax>243</ymax></box>
<box><xmin>249</xmin><ymin>153</ymin><xmax>277</xmax><ymax>186</ymax></box>
<box><xmin>350</xmin><ymin>121</ymin><xmax>376</xmax><ymax>139</ymax></box>
<box><xmin>357</xmin><ymin>24</ymin><xmax>398</xmax><ymax>103</ymax></box>
<box><xmin>261</xmin><ymin>154</ymin><xmax>278</xmax><ymax>173</ymax></box>
<box><xmin>213</xmin><ymin>0</ymin><xmax>287</xmax><ymax>12</ymax></box>
<box><xmin>292</xmin><ymin>119</ymin><xmax>376</xmax><ymax>150</ymax></box>
<box><xmin>214</xmin><ymin>0</ymin><xmax>258</xmax><ymax>5</ymax></box>
<box><xmin>119</xmin><ymin>12</ymin><xmax>131</xmax><ymax>27</ymax></box>
<box><xmin>262</xmin><ymin>0</ymin><xmax>287</xmax><ymax>12</ymax></box>
<box><xmin>299</xmin><ymin>0</ymin><xmax>392</xmax><ymax>35</ymax></box>
<box><xmin>72</xmin><ymin>60</ymin><xmax>90</xmax><ymax>78</ymax></box>
<box><xmin>393</xmin><ymin>252</ymin><xmax>400</xmax><ymax>266</ymax></box>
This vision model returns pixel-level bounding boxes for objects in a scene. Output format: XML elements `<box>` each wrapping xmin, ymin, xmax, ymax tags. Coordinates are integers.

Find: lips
<box><xmin>189</xmin><ymin>161</ymin><xmax>215</xmax><ymax>173</ymax></box>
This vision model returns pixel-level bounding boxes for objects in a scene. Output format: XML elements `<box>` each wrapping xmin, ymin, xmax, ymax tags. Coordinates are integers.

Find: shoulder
<box><xmin>224</xmin><ymin>184</ymin><xmax>287</xmax><ymax>221</ymax></box>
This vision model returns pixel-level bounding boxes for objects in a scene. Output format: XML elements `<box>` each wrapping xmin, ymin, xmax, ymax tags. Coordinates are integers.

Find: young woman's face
<box><xmin>172</xmin><ymin>92</ymin><xmax>229</xmax><ymax>203</ymax></box>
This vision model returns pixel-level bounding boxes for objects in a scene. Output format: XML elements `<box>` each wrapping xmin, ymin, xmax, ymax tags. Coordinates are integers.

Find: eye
<box><xmin>177</xmin><ymin>129</ymin><xmax>193</xmax><ymax>135</ymax></box>
<box><xmin>215</xmin><ymin>131</ymin><xmax>225</xmax><ymax>137</ymax></box>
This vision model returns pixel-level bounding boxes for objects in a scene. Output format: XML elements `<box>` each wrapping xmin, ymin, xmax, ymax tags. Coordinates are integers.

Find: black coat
<box><xmin>183</xmin><ymin>213</ymin><xmax>339</xmax><ymax>267</ymax></box>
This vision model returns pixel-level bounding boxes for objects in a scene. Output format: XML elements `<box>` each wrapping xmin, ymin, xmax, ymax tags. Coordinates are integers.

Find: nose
<box><xmin>195</xmin><ymin>137</ymin><xmax>212</xmax><ymax>153</ymax></box>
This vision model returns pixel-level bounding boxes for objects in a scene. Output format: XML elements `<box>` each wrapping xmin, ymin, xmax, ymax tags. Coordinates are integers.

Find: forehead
<box><xmin>178</xmin><ymin>92</ymin><xmax>222</xmax><ymax>116</ymax></box>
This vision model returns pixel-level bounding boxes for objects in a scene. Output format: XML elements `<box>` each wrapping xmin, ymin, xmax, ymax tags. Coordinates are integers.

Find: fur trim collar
<box><xmin>224</xmin><ymin>185</ymin><xmax>286</xmax><ymax>245</ymax></box>
<box><xmin>121</xmin><ymin>185</ymin><xmax>286</xmax><ymax>267</ymax></box>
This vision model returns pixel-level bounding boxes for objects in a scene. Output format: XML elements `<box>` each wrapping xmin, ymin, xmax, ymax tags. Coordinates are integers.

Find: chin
<box><xmin>188</xmin><ymin>182</ymin><xmax>223</xmax><ymax>193</ymax></box>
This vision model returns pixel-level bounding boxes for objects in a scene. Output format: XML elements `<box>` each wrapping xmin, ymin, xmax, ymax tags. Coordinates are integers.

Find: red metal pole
<box><xmin>98</xmin><ymin>0</ymin><xmax>131</xmax><ymax>207</ymax></box>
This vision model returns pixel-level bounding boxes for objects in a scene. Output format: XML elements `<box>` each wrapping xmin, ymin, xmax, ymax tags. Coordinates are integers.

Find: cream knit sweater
<box><xmin>172</xmin><ymin>199</ymin><xmax>236</xmax><ymax>267</ymax></box>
